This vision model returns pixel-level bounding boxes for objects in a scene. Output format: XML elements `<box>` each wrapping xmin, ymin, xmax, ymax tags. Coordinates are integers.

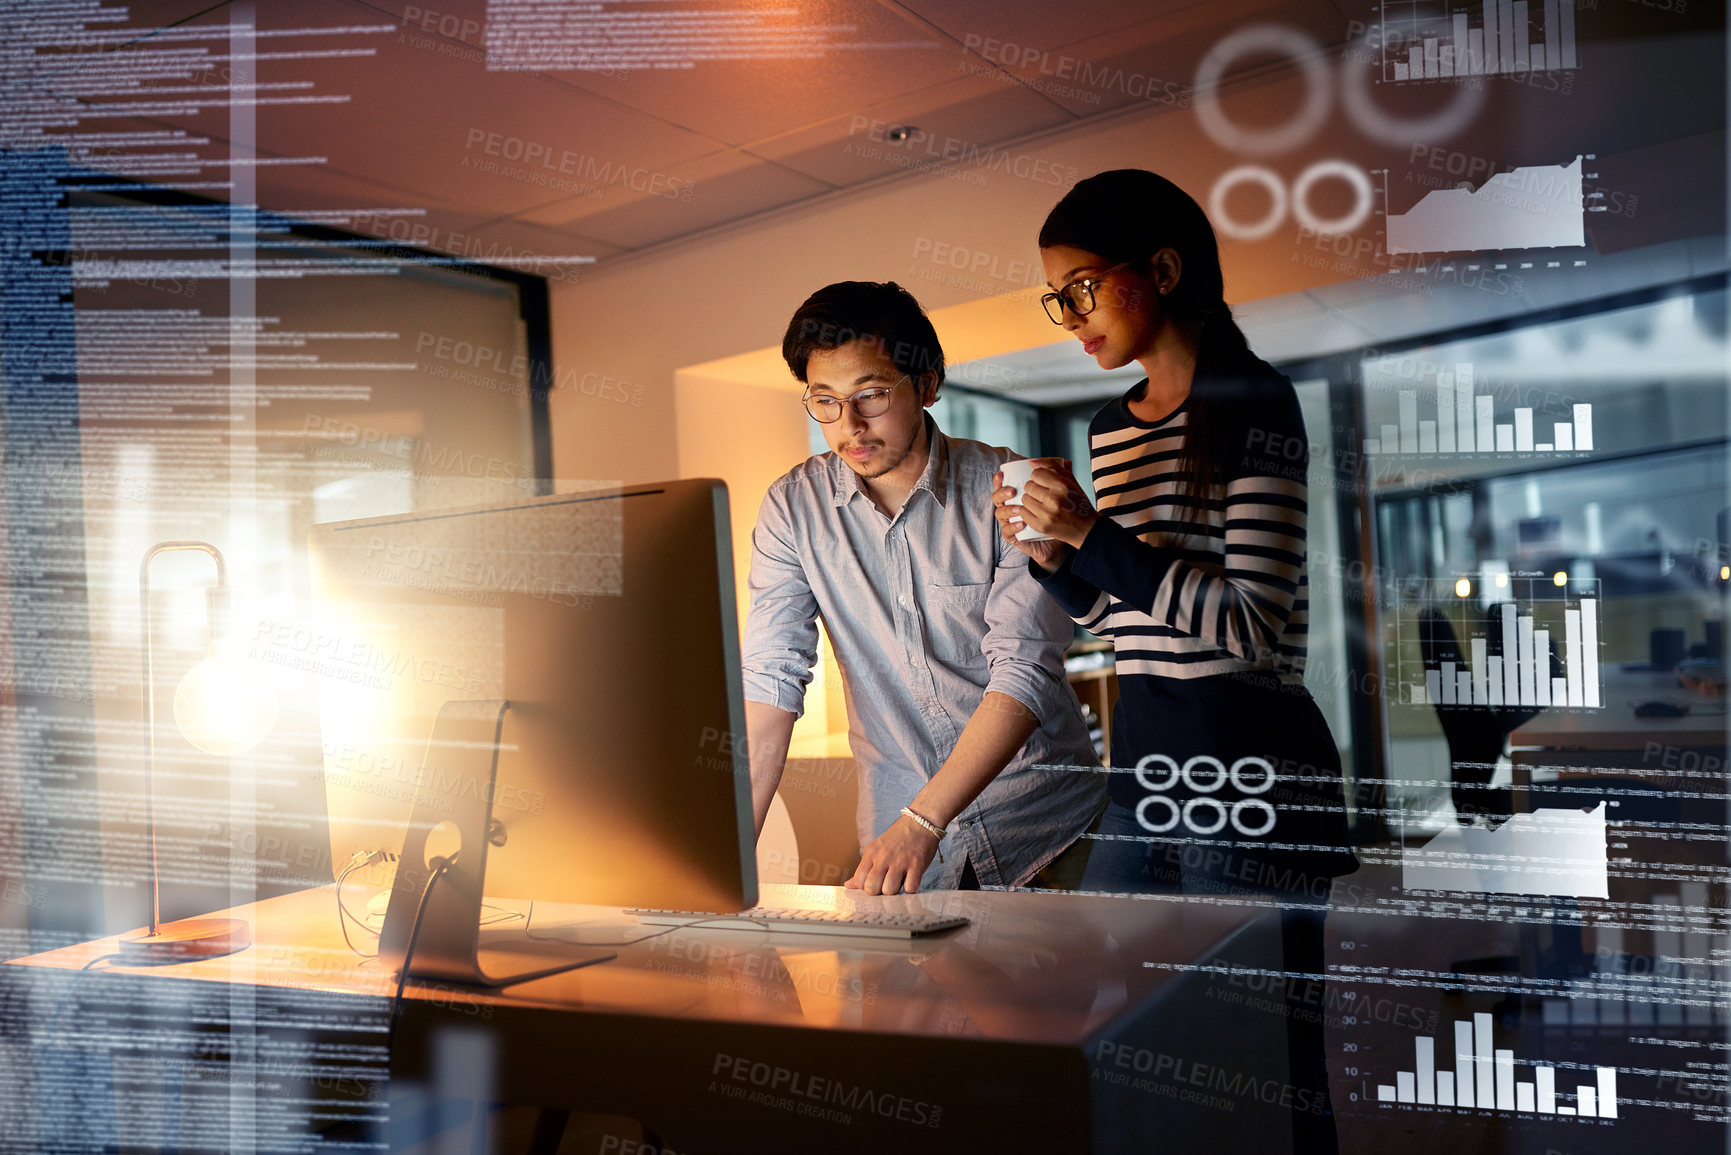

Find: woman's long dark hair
<box><xmin>1039</xmin><ymin>168</ymin><xmax>1258</xmax><ymax>518</ymax></box>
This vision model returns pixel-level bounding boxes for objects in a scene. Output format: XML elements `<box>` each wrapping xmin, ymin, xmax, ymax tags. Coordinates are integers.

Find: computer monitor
<box><xmin>307</xmin><ymin>479</ymin><xmax>757</xmax><ymax>985</ymax></box>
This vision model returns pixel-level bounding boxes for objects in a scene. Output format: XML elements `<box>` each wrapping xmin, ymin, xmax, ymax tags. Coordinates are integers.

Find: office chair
<box><xmin>1415</xmin><ymin>607</ymin><xmax>1687</xmax><ymax>983</ymax></box>
<box><xmin>1415</xmin><ymin>607</ymin><xmax>1578</xmax><ymax>980</ymax></box>
<box><xmin>1416</xmin><ymin>607</ymin><xmax>1544</xmax><ymax>827</ymax></box>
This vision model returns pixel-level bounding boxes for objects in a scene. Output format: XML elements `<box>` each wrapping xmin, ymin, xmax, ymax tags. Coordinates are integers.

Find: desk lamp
<box><xmin>121</xmin><ymin>541</ymin><xmax>277</xmax><ymax>965</ymax></box>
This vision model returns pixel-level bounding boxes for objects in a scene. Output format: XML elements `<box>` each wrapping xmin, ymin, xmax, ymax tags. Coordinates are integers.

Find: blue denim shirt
<box><xmin>741</xmin><ymin>416</ymin><xmax>1105</xmax><ymax>888</ymax></box>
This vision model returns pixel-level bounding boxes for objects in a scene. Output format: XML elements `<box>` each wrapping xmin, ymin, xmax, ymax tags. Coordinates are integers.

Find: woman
<box><xmin>992</xmin><ymin>169</ymin><xmax>1357</xmax><ymax>900</ymax></box>
<box><xmin>997</xmin><ymin>169</ymin><xmax>1353</xmax><ymax>1153</ymax></box>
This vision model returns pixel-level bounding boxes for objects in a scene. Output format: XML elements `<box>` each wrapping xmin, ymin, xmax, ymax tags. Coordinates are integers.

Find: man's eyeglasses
<box><xmin>1040</xmin><ymin>263</ymin><xmax>1131</xmax><ymax>324</ymax></box>
<box><xmin>802</xmin><ymin>375</ymin><xmax>909</xmax><ymax>423</ymax></box>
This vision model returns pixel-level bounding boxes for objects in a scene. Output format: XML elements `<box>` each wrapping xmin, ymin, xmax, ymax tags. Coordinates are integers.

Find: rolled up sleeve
<box><xmin>741</xmin><ymin>484</ymin><xmax>820</xmax><ymax>717</ymax></box>
<box><xmin>980</xmin><ymin>545</ymin><xmax>1075</xmax><ymax>724</ymax></box>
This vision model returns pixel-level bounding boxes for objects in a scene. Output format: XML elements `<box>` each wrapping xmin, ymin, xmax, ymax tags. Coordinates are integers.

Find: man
<box><xmin>742</xmin><ymin>280</ymin><xmax>1104</xmax><ymax>896</ymax></box>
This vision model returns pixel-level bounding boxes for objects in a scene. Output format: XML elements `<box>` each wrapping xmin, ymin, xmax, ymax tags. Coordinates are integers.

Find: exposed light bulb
<box><xmin>174</xmin><ymin>639</ymin><xmax>278</xmax><ymax>755</ymax></box>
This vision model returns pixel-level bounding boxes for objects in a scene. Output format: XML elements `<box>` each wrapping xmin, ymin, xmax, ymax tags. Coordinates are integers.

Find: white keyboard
<box><xmin>626</xmin><ymin>906</ymin><xmax>969</xmax><ymax>939</ymax></box>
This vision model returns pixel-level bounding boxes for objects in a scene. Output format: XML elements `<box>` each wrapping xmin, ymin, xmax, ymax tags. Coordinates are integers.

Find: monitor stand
<box><xmin>377</xmin><ymin>699</ymin><xmax>616</xmax><ymax>988</ymax></box>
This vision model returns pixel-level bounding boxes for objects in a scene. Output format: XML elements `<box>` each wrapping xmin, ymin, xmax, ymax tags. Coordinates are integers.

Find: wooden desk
<box><xmin>1512</xmin><ymin>667</ymin><xmax>1726</xmax><ymax>755</ymax></box>
<box><xmin>4</xmin><ymin>884</ymin><xmax>1301</xmax><ymax>1154</ymax></box>
<box><xmin>1508</xmin><ymin>668</ymin><xmax>1728</xmax><ymax>826</ymax></box>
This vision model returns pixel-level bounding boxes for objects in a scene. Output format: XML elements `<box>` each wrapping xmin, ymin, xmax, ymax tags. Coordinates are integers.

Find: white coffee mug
<box><xmin>999</xmin><ymin>458</ymin><xmax>1055</xmax><ymax>542</ymax></box>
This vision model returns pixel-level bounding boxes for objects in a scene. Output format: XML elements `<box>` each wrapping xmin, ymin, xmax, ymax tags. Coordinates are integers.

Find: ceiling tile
<box><xmin>483</xmin><ymin>0</ymin><xmax>960</xmax><ymax>147</ymax></box>
<box><xmin>745</xmin><ymin>71</ymin><xmax>1077</xmax><ymax>188</ymax></box>
<box><xmin>896</xmin><ymin>0</ymin><xmax>1196</xmax><ymax>55</ymax></box>
<box><xmin>526</xmin><ymin>150</ymin><xmax>832</xmax><ymax>248</ymax></box>
<box><xmin>949</xmin><ymin>0</ymin><xmax>1340</xmax><ymax>118</ymax></box>
<box><xmin>91</xmin><ymin>0</ymin><xmax>729</xmax><ymax>219</ymax></box>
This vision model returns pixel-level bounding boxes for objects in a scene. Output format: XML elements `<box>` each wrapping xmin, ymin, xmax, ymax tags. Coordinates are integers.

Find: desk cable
<box><xmin>39</xmin><ymin>953</ymin><xmax>121</xmax><ymax>1050</ymax></box>
<box><xmin>337</xmin><ymin>849</ymin><xmax>523</xmax><ymax>961</ymax></box>
<box><xmin>387</xmin><ymin>853</ymin><xmax>456</xmax><ymax>1045</ymax></box>
<box><xmin>335</xmin><ymin>850</ymin><xmax>393</xmax><ymax>959</ymax></box>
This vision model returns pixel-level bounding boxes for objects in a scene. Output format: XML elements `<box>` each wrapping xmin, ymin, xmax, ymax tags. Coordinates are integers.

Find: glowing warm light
<box><xmin>174</xmin><ymin>639</ymin><xmax>279</xmax><ymax>755</ymax></box>
<box><xmin>1454</xmin><ymin>578</ymin><xmax>1471</xmax><ymax>598</ymax></box>
<box><xmin>1721</xmin><ymin>565</ymin><xmax>1728</xmax><ymax>581</ymax></box>
<box><xmin>1553</xmin><ymin>571</ymin><xmax>1568</xmax><ymax>587</ymax></box>
<box><xmin>1494</xmin><ymin>574</ymin><xmax>1509</xmax><ymax>589</ymax></box>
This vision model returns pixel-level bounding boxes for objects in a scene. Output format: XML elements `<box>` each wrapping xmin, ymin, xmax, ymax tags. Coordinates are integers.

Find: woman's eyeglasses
<box><xmin>1040</xmin><ymin>263</ymin><xmax>1131</xmax><ymax>324</ymax></box>
<box><xmin>802</xmin><ymin>375</ymin><xmax>909</xmax><ymax>423</ymax></box>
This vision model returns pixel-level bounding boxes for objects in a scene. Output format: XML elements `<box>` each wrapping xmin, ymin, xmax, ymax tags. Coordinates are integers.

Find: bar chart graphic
<box><xmin>1375</xmin><ymin>1014</ymin><xmax>1617</xmax><ymax>1119</ymax></box>
<box><xmin>1379</xmin><ymin>0</ymin><xmax>1578</xmax><ymax>82</ymax></box>
<box><xmin>1385</xmin><ymin>157</ymin><xmax>1585</xmax><ymax>254</ymax></box>
<box><xmin>1394</xmin><ymin>577</ymin><xmax>1604</xmax><ymax>710</ymax></box>
<box><xmin>1362</xmin><ymin>362</ymin><xmax>1593</xmax><ymax>456</ymax></box>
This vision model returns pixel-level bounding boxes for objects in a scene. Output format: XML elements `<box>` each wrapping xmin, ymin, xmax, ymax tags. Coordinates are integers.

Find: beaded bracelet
<box><xmin>900</xmin><ymin>806</ymin><xmax>946</xmax><ymax>863</ymax></box>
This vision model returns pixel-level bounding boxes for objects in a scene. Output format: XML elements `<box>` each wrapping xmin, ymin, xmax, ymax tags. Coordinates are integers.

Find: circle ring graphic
<box><xmin>1193</xmin><ymin>25</ymin><xmax>1332</xmax><ymax>156</ymax></box>
<box><xmin>1292</xmin><ymin>159</ymin><xmax>1374</xmax><ymax>235</ymax></box>
<box><xmin>1183</xmin><ymin>798</ymin><xmax>1230</xmax><ymax>835</ymax></box>
<box><xmin>1338</xmin><ymin>34</ymin><xmax>1486</xmax><ymax>146</ymax></box>
<box><xmin>1135</xmin><ymin>753</ymin><xmax>1181</xmax><ymax>793</ymax></box>
<box><xmin>1229</xmin><ymin>756</ymin><xmax>1277</xmax><ymax>796</ymax></box>
<box><xmin>1136</xmin><ymin>795</ymin><xmax>1182</xmax><ymax>834</ymax></box>
<box><xmin>1210</xmin><ymin>165</ymin><xmax>1289</xmax><ymax>241</ymax></box>
<box><xmin>1182</xmin><ymin>756</ymin><xmax>1228</xmax><ymax>794</ymax></box>
<box><xmin>1231</xmin><ymin>799</ymin><xmax>1278</xmax><ymax>836</ymax></box>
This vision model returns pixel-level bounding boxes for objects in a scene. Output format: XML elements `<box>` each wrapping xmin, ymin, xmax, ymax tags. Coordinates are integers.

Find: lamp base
<box><xmin>120</xmin><ymin>918</ymin><xmax>251</xmax><ymax>965</ymax></box>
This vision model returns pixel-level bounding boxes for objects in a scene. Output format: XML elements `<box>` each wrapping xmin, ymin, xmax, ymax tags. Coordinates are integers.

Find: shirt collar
<box><xmin>828</xmin><ymin>412</ymin><xmax>950</xmax><ymax>509</ymax></box>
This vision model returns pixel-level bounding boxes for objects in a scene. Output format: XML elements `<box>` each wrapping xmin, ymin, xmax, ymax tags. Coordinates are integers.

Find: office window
<box><xmin>1063</xmin><ymin>414</ymin><xmax>1097</xmax><ymax>504</ymax></box>
<box><xmin>1292</xmin><ymin>379</ymin><xmax>1356</xmax><ymax>780</ymax></box>
<box><xmin>1366</xmin><ymin>285</ymin><xmax>1730</xmax><ymax>827</ymax></box>
<box><xmin>933</xmin><ymin>391</ymin><xmax>1038</xmax><ymax>456</ymax></box>
<box><xmin>9</xmin><ymin>186</ymin><xmax>551</xmax><ymax>927</ymax></box>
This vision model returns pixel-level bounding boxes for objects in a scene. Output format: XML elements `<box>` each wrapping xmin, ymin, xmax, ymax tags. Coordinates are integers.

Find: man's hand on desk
<box><xmin>846</xmin><ymin>812</ymin><xmax>940</xmax><ymax>896</ymax></box>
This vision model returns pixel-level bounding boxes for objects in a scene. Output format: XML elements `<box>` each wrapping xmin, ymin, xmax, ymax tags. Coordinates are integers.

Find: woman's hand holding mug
<box><xmin>992</xmin><ymin>457</ymin><xmax>1099</xmax><ymax>565</ymax></box>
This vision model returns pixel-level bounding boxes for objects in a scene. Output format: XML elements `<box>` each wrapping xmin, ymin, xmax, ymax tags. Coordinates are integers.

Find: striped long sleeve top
<box><xmin>1034</xmin><ymin>364</ymin><xmax>1311</xmax><ymax>687</ymax></box>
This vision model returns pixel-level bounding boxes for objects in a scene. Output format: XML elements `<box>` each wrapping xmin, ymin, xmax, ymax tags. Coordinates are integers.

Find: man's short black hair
<box><xmin>781</xmin><ymin>280</ymin><xmax>945</xmax><ymax>391</ymax></box>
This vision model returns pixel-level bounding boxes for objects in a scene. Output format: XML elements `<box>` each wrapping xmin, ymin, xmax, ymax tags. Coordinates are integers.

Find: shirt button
<box><xmin>898</xmin><ymin>595</ymin><xmax>907</xmax><ymax>606</ymax></box>
<box><xmin>908</xmin><ymin>655</ymin><xmax>919</xmax><ymax>666</ymax></box>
